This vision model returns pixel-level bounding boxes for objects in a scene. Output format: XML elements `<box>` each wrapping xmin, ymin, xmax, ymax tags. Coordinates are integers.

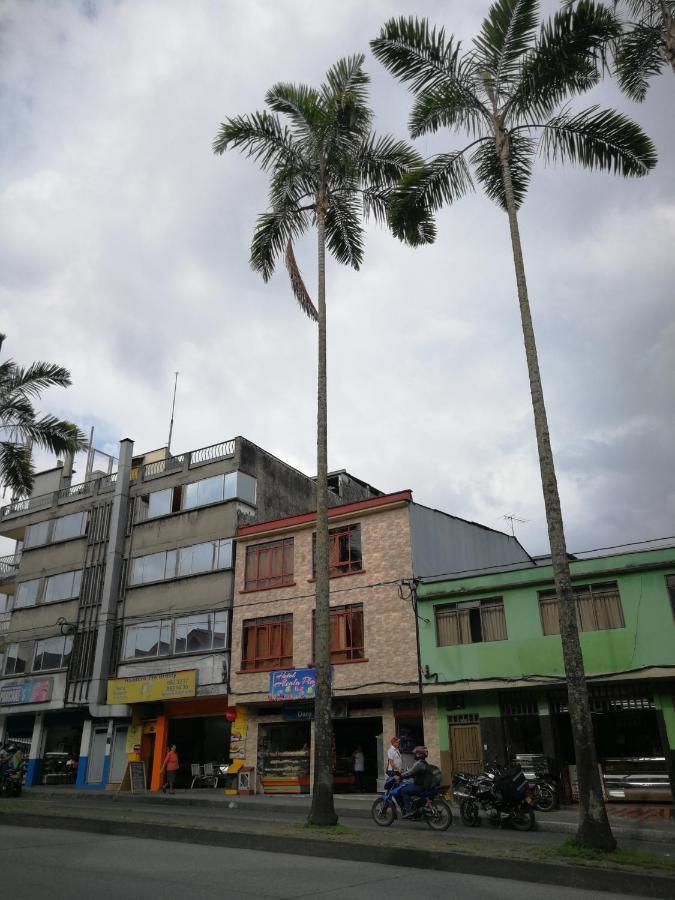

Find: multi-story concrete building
<box><xmin>228</xmin><ymin>491</ymin><xmax>530</xmax><ymax>794</ymax></box>
<box><xmin>416</xmin><ymin>542</ymin><xmax>675</xmax><ymax>802</ymax></box>
<box><xmin>0</xmin><ymin>435</ymin><xmax>340</xmax><ymax>790</ymax></box>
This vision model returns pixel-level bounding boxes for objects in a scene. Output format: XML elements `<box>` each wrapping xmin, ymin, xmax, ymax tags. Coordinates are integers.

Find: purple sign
<box><xmin>269</xmin><ymin>668</ymin><xmax>332</xmax><ymax>701</ymax></box>
<box><xmin>0</xmin><ymin>678</ymin><xmax>53</xmax><ymax>706</ymax></box>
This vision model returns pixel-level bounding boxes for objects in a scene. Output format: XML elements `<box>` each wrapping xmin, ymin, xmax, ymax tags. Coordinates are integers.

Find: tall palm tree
<box><xmin>0</xmin><ymin>334</ymin><xmax>87</xmax><ymax>498</ymax></box>
<box><xmin>372</xmin><ymin>0</ymin><xmax>656</xmax><ymax>850</ymax></box>
<box><xmin>213</xmin><ymin>56</ymin><xmax>426</xmax><ymax>826</ymax></box>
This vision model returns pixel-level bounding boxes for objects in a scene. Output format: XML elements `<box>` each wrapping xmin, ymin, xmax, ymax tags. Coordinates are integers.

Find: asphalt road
<box><xmin>0</xmin><ymin>824</ymin><xmax>653</xmax><ymax>900</ymax></box>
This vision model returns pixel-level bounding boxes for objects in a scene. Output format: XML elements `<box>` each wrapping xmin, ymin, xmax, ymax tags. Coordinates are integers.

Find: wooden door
<box><xmin>449</xmin><ymin>723</ymin><xmax>483</xmax><ymax>776</ymax></box>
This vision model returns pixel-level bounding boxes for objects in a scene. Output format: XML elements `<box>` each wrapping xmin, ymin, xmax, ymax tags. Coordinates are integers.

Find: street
<box><xmin>0</xmin><ymin>824</ymin><xmax>652</xmax><ymax>900</ymax></box>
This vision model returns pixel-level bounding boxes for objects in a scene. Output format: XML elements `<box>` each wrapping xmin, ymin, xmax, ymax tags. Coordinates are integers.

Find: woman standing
<box><xmin>160</xmin><ymin>744</ymin><xmax>179</xmax><ymax>794</ymax></box>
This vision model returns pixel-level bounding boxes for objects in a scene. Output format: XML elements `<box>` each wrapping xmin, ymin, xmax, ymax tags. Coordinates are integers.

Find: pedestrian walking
<box><xmin>160</xmin><ymin>744</ymin><xmax>179</xmax><ymax>794</ymax></box>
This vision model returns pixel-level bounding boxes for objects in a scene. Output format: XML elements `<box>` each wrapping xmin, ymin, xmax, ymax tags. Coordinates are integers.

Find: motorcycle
<box><xmin>478</xmin><ymin>761</ymin><xmax>557</xmax><ymax>814</ymax></box>
<box><xmin>455</xmin><ymin>766</ymin><xmax>536</xmax><ymax>831</ymax></box>
<box><xmin>0</xmin><ymin>763</ymin><xmax>25</xmax><ymax>799</ymax></box>
<box><xmin>372</xmin><ymin>774</ymin><xmax>453</xmax><ymax>831</ymax></box>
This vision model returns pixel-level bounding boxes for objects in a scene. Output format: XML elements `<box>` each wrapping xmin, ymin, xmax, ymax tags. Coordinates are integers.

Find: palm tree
<box><xmin>602</xmin><ymin>1</ymin><xmax>674</xmax><ymax>100</ymax></box>
<box><xmin>0</xmin><ymin>334</ymin><xmax>87</xmax><ymax>498</ymax></box>
<box><xmin>213</xmin><ymin>56</ymin><xmax>426</xmax><ymax>826</ymax></box>
<box><xmin>372</xmin><ymin>0</ymin><xmax>656</xmax><ymax>850</ymax></box>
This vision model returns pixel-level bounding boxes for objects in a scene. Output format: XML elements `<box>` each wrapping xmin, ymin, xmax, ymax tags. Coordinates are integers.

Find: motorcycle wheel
<box><xmin>512</xmin><ymin>807</ymin><xmax>536</xmax><ymax>832</ymax></box>
<box><xmin>426</xmin><ymin>798</ymin><xmax>453</xmax><ymax>831</ymax></box>
<box><xmin>534</xmin><ymin>785</ymin><xmax>556</xmax><ymax>812</ymax></box>
<box><xmin>460</xmin><ymin>799</ymin><xmax>481</xmax><ymax>827</ymax></box>
<box><xmin>371</xmin><ymin>798</ymin><xmax>395</xmax><ymax>827</ymax></box>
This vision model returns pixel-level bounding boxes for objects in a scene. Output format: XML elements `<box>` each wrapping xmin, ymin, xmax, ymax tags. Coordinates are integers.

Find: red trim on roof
<box><xmin>237</xmin><ymin>490</ymin><xmax>413</xmax><ymax>538</ymax></box>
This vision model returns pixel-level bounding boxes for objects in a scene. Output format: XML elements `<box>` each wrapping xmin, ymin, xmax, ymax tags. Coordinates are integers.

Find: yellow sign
<box><xmin>230</xmin><ymin>705</ymin><xmax>248</xmax><ymax>760</ymax></box>
<box><xmin>125</xmin><ymin>725</ymin><xmax>143</xmax><ymax>753</ymax></box>
<box><xmin>107</xmin><ymin>670</ymin><xmax>197</xmax><ymax>704</ymax></box>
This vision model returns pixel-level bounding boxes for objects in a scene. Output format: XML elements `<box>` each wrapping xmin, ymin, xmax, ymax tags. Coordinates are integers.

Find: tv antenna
<box><xmin>167</xmin><ymin>371</ymin><xmax>179</xmax><ymax>451</ymax></box>
<box><xmin>502</xmin><ymin>513</ymin><xmax>529</xmax><ymax>537</ymax></box>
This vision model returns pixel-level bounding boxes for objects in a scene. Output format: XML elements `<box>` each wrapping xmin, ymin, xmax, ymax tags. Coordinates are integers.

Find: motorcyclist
<box><xmin>395</xmin><ymin>746</ymin><xmax>430</xmax><ymax>816</ymax></box>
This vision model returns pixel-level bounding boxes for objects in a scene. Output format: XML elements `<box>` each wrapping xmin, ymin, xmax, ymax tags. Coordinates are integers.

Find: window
<box><xmin>123</xmin><ymin>620</ymin><xmax>172</xmax><ymax>659</ymax></box>
<box><xmin>182</xmin><ymin>472</ymin><xmax>257</xmax><ymax>511</ymax></box>
<box><xmin>52</xmin><ymin>511</ymin><xmax>87</xmax><ymax>542</ymax></box>
<box><xmin>0</xmin><ymin>592</ymin><xmax>10</xmax><ymax>614</ymax></box>
<box><xmin>667</xmin><ymin>575</ymin><xmax>675</xmax><ymax>621</ymax></box>
<box><xmin>435</xmin><ymin>598</ymin><xmax>508</xmax><ymax>646</ymax></box>
<box><xmin>244</xmin><ymin>538</ymin><xmax>294</xmax><ymax>591</ymax></box>
<box><xmin>216</xmin><ymin>538</ymin><xmax>233</xmax><ymax>570</ymax></box>
<box><xmin>178</xmin><ymin>542</ymin><xmax>216</xmax><ymax>577</ymax></box>
<box><xmin>174</xmin><ymin>611</ymin><xmax>227</xmax><ymax>654</ymax></box>
<box><xmin>136</xmin><ymin>487</ymin><xmax>182</xmax><ymax>522</ymax></box>
<box><xmin>241</xmin><ymin>614</ymin><xmax>293</xmax><ymax>671</ymax></box>
<box><xmin>44</xmin><ymin>570</ymin><xmax>82</xmax><ymax>604</ymax></box>
<box><xmin>33</xmin><ymin>635</ymin><xmax>73</xmax><ymax>671</ymax></box>
<box><xmin>4</xmin><ymin>642</ymin><xmax>33</xmax><ymax>675</ymax></box>
<box><xmin>539</xmin><ymin>582</ymin><xmax>625</xmax><ymax>635</ymax></box>
<box><xmin>313</xmin><ymin>604</ymin><xmax>365</xmax><ymax>662</ymax></box>
<box><xmin>25</xmin><ymin>521</ymin><xmax>50</xmax><ymax>548</ymax></box>
<box><xmin>313</xmin><ymin>524</ymin><xmax>362</xmax><ymax>578</ymax></box>
<box><xmin>14</xmin><ymin>579</ymin><xmax>40</xmax><ymax>609</ymax></box>
<box><xmin>129</xmin><ymin>550</ymin><xmax>177</xmax><ymax>585</ymax></box>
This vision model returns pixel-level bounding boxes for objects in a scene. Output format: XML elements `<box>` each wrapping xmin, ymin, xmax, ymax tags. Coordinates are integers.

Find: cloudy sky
<box><xmin>1</xmin><ymin>0</ymin><xmax>673</xmax><ymax>558</ymax></box>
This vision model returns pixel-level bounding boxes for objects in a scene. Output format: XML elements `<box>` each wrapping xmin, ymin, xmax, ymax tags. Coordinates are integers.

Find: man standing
<box><xmin>386</xmin><ymin>736</ymin><xmax>402</xmax><ymax>776</ymax></box>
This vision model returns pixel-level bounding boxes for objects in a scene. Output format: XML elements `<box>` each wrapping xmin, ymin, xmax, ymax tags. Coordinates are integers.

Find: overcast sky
<box><xmin>1</xmin><ymin>0</ymin><xmax>673</xmax><ymax>558</ymax></box>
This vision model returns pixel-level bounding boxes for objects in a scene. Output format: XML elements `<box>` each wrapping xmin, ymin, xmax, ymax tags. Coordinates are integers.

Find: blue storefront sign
<box><xmin>269</xmin><ymin>668</ymin><xmax>332</xmax><ymax>701</ymax></box>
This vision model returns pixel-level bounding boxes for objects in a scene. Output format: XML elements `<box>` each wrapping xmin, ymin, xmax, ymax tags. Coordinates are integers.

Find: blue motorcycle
<box><xmin>371</xmin><ymin>774</ymin><xmax>453</xmax><ymax>831</ymax></box>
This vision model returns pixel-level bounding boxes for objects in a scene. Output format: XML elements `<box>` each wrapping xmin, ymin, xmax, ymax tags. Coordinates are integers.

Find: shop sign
<box><xmin>268</xmin><ymin>668</ymin><xmax>332</xmax><ymax>701</ymax></box>
<box><xmin>230</xmin><ymin>706</ymin><xmax>248</xmax><ymax>760</ymax></box>
<box><xmin>281</xmin><ymin>701</ymin><xmax>348</xmax><ymax>721</ymax></box>
<box><xmin>106</xmin><ymin>669</ymin><xmax>197</xmax><ymax>704</ymax></box>
<box><xmin>0</xmin><ymin>677</ymin><xmax>53</xmax><ymax>706</ymax></box>
<box><xmin>125</xmin><ymin>725</ymin><xmax>143</xmax><ymax>754</ymax></box>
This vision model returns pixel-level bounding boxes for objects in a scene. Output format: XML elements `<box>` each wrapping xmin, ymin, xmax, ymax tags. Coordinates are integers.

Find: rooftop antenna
<box><xmin>502</xmin><ymin>513</ymin><xmax>529</xmax><ymax>538</ymax></box>
<box><xmin>167</xmin><ymin>371</ymin><xmax>179</xmax><ymax>451</ymax></box>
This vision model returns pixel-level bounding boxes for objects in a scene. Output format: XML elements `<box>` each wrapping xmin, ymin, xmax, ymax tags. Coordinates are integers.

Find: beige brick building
<box><xmin>229</xmin><ymin>488</ymin><xmax>530</xmax><ymax>793</ymax></box>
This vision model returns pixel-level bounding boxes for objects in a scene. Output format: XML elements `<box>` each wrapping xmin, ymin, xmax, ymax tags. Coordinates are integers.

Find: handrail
<box><xmin>0</xmin><ymin>552</ymin><xmax>20</xmax><ymax>575</ymax></box>
<box><xmin>142</xmin><ymin>454</ymin><xmax>185</xmax><ymax>479</ymax></box>
<box><xmin>189</xmin><ymin>440</ymin><xmax>235</xmax><ymax>467</ymax></box>
<box><xmin>57</xmin><ymin>480</ymin><xmax>97</xmax><ymax>502</ymax></box>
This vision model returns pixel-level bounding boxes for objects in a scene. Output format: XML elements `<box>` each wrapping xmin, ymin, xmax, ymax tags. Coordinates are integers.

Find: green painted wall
<box><xmin>418</xmin><ymin>548</ymin><xmax>675</xmax><ymax>686</ymax></box>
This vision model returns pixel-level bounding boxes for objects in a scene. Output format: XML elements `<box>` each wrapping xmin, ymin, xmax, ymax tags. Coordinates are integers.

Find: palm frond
<box><xmin>396</xmin><ymin>151</ymin><xmax>475</xmax><ymax>213</ymax></box>
<box><xmin>371</xmin><ymin>17</ymin><xmax>469</xmax><ymax>94</ymax></box>
<box><xmin>0</xmin><ymin>442</ymin><xmax>33</xmax><ymax>497</ymax></box>
<box><xmin>614</xmin><ymin>21</ymin><xmax>665</xmax><ymax>100</ymax></box>
<box><xmin>265</xmin><ymin>82</ymin><xmax>324</xmax><ymax>136</ymax></box>
<box><xmin>356</xmin><ymin>133</ymin><xmax>423</xmax><ymax>186</ymax></box>
<box><xmin>471</xmin><ymin>132</ymin><xmax>536</xmax><ymax>209</ymax></box>
<box><xmin>325</xmin><ymin>192</ymin><xmax>364</xmax><ymax>269</ymax></box>
<box><xmin>322</xmin><ymin>54</ymin><xmax>370</xmax><ymax>105</ymax></box>
<box><xmin>509</xmin><ymin>2</ymin><xmax>617</xmax><ymax>121</ymax></box>
<box><xmin>213</xmin><ymin>111</ymin><xmax>298</xmax><ymax>171</ymax></box>
<box><xmin>539</xmin><ymin>105</ymin><xmax>657</xmax><ymax>176</ymax></box>
<box><xmin>473</xmin><ymin>0</ymin><xmax>539</xmax><ymax>92</ymax></box>
<box><xmin>409</xmin><ymin>84</ymin><xmax>490</xmax><ymax>139</ymax></box>
<box><xmin>387</xmin><ymin>189</ymin><xmax>438</xmax><ymax>246</ymax></box>
<box><xmin>12</xmin><ymin>414</ymin><xmax>86</xmax><ymax>456</ymax></box>
<box><xmin>250</xmin><ymin>207</ymin><xmax>310</xmax><ymax>281</ymax></box>
<box><xmin>285</xmin><ymin>242</ymin><xmax>318</xmax><ymax>321</ymax></box>
<box><xmin>3</xmin><ymin>361</ymin><xmax>72</xmax><ymax>399</ymax></box>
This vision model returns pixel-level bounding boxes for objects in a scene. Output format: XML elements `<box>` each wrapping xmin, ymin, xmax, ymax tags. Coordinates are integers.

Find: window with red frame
<box><xmin>241</xmin><ymin>614</ymin><xmax>293</xmax><ymax>671</ymax></box>
<box><xmin>312</xmin><ymin>524</ymin><xmax>362</xmax><ymax>577</ymax></box>
<box><xmin>313</xmin><ymin>604</ymin><xmax>364</xmax><ymax>663</ymax></box>
<box><xmin>244</xmin><ymin>538</ymin><xmax>294</xmax><ymax>591</ymax></box>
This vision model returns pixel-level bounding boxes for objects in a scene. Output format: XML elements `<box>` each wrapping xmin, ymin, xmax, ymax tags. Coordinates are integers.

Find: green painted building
<box><xmin>416</xmin><ymin>544</ymin><xmax>675</xmax><ymax>802</ymax></box>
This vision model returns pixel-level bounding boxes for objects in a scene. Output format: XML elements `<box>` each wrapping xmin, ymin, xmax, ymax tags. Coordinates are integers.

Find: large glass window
<box><xmin>129</xmin><ymin>539</ymin><xmax>232</xmax><ymax>586</ymax></box>
<box><xmin>0</xmin><ymin>592</ymin><xmax>11</xmax><ymax>614</ymax></box>
<box><xmin>539</xmin><ymin>582</ymin><xmax>625</xmax><ymax>635</ymax></box>
<box><xmin>52</xmin><ymin>511</ymin><xmax>87</xmax><ymax>542</ymax></box>
<box><xmin>313</xmin><ymin>524</ymin><xmax>363</xmax><ymax>578</ymax></box>
<box><xmin>174</xmin><ymin>611</ymin><xmax>227</xmax><ymax>654</ymax></box>
<box><xmin>25</xmin><ymin>521</ymin><xmax>50</xmax><ymax>548</ymax></box>
<box><xmin>182</xmin><ymin>472</ymin><xmax>257</xmax><ymax>511</ymax></box>
<box><xmin>4</xmin><ymin>642</ymin><xmax>33</xmax><ymax>675</ymax></box>
<box><xmin>14</xmin><ymin>579</ymin><xmax>40</xmax><ymax>609</ymax></box>
<box><xmin>149</xmin><ymin>489</ymin><xmax>172</xmax><ymax>518</ymax></box>
<box><xmin>435</xmin><ymin>598</ymin><xmax>508</xmax><ymax>646</ymax></box>
<box><xmin>178</xmin><ymin>542</ymin><xmax>215</xmax><ymax>577</ymax></box>
<box><xmin>43</xmin><ymin>570</ymin><xmax>82</xmax><ymax>604</ymax></box>
<box><xmin>129</xmin><ymin>551</ymin><xmax>177</xmax><ymax>586</ymax></box>
<box><xmin>241</xmin><ymin>614</ymin><xmax>293</xmax><ymax>671</ymax></box>
<box><xmin>123</xmin><ymin>620</ymin><xmax>172</xmax><ymax>660</ymax></box>
<box><xmin>33</xmin><ymin>635</ymin><xmax>73</xmax><ymax>671</ymax></box>
<box><xmin>244</xmin><ymin>538</ymin><xmax>294</xmax><ymax>591</ymax></box>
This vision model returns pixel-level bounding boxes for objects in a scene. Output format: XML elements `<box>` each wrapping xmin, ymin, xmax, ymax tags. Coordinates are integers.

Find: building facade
<box><xmin>417</xmin><ymin>544</ymin><xmax>675</xmax><ymax>802</ymax></box>
<box><xmin>228</xmin><ymin>491</ymin><xmax>530</xmax><ymax>793</ymax></box>
<box><xmin>0</xmin><ymin>436</ymin><xmax>322</xmax><ymax>790</ymax></box>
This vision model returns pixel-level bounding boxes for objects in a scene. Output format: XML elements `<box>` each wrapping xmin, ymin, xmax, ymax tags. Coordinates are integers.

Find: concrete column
<box><xmin>25</xmin><ymin>713</ymin><xmax>46</xmax><ymax>786</ymax></box>
<box><xmin>654</xmin><ymin>692</ymin><xmax>675</xmax><ymax>801</ymax></box>
<box><xmin>422</xmin><ymin>696</ymin><xmax>441</xmax><ymax>766</ymax></box>
<box><xmin>75</xmin><ymin>720</ymin><xmax>93</xmax><ymax>787</ymax></box>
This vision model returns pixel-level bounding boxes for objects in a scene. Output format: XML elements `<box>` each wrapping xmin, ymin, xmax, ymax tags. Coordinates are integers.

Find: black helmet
<box><xmin>413</xmin><ymin>746</ymin><xmax>428</xmax><ymax>760</ymax></box>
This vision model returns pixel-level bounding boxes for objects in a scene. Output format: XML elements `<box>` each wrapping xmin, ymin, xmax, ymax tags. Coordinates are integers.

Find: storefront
<box><xmin>258</xmin><ymin>720</ymin><xmax>311</xmax><ymax>794</ymax></box>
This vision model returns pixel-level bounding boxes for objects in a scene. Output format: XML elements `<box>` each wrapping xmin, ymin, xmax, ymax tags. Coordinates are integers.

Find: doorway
<box><xmin>332</xmin><ymin>716</ymin><xmax>381</xmax><ymax>793</ymax></box>
<box><xmin>449</xmin><ymin>723</ymin><xmax>483</xmax><ymax>777</ymax></box>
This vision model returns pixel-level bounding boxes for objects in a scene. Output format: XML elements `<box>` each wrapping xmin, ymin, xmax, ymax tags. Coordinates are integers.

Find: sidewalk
<box><xmin>22</xmin><ymin>785</ymin><xmax>675</xmax><ymax>844</ymax></box>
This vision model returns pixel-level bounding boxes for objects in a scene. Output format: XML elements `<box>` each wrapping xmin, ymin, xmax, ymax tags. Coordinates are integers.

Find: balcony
<box><xmin>0</xmin><ymin>552</ymin><xmax>20</xmax><ymax>578</ymax></box>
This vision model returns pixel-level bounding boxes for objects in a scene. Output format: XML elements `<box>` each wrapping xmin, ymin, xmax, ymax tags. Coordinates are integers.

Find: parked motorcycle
<box><xmin>372</xmin><ymin>774</ymin><xmax>453</xmax><ymax>831</ymax></box>
<box><xmin>0</xmin><ymin>763</ymin><xmax>25</xmax><ymax>799</ymax></box>
<box><xmin>484</xmin><ymin>761</ymin><xmax>558</xmax><ymax>813</ymax></box>
<box><xmin>454</xmin><ymin>766</ymin><xmax>536</xmax><ymax>831</ymax></box>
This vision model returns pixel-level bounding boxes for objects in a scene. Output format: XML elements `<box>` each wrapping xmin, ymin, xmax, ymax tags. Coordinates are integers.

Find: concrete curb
<box><xmin>25</xmin><ymin>790</ymin><xmax>675</xmax><ymax>844</ymax></box>
<box><xmin>5</xmin><ymin>810</ymin><xmax>675</xmax><ymax>899</ymax></box>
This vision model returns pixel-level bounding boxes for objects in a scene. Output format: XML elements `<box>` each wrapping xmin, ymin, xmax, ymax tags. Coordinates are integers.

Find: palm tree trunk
<box><xmin>663</xmin><ymin>4</ymin><xmax>675</xmax><ymax>73</ymax></box>
<box><xmin>308</xmin><ymin>204</ymin><xmax>338</xmax><ymax>826</ymax></box>
<box><xmin>499</xmin><ymin>154</ymin><xmax>615</xmax><ymax>851</ymax></box>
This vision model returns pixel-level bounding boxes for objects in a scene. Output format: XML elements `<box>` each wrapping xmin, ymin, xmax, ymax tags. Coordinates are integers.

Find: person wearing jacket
<box><xmin>395</xmin><ymin>746</ymin><xmax>429</xmax><ymax>815</ymax></box>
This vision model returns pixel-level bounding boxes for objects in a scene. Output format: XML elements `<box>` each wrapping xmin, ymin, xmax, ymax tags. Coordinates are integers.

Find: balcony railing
<box><xmin>142</xmin><ymin>454</ymin><xmax>185</xmax><ymax>480</ymax></box>
<box><xmin>57</xmin><ymin>479</ymin><xmax>97</xmax><ymax>503</ymax></box>
<box><xmin>0</xmin><ymin>552</ymin><xmax>20</xmax><ymax>576</ymax></box>
<box><xmin>189</xmin><ymin>440</ymin><xmax>235</xmax><ymax>468</ymax></box>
